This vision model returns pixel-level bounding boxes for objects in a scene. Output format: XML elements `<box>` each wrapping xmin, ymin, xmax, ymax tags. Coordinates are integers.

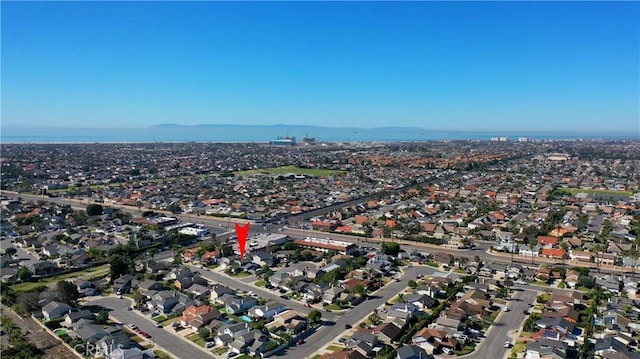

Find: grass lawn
<box><xmin>194</xmin><ymin>338</ymin><xmax>206</xmax><ymax>346</ymax></box>
<box><xmin>559</xmin><ymin>188</ymin><xmax>633</xmax><ymax>197</ymax></box>
<box><xmin>11</xmin><ymin>264</ymin><xmax>110</xmax><ymax>292</ymax></box>
<box><xmin>153</xmin><ymin>315</ymin><xmax>167</xmax><ymax>322</ymax></box>
<box><xmin>326</xmin><ymin>304</ymin><xmax>344</xmax><ymax>311</ymax></box>
<box><xmin>487</xmin><ymin>311</ymin><xmax>499</xmax><ymax>321</ymax></box>
<box><xmin>237</xmin><ymin>355</ymin><xmax>253</xmax><ymax>359</ymax></box>
<box><xmin>212</xmin><ymin>347</ymin><xmax>228</xmax><ymax>355</ymax></box>
<box><xmin>235</xmin><ymin>166</ymin><xmax>345</xmax><ymax>177</ymax></box>
<box><xmin>186</xmin><ymin>333</ymin><xmax>200</xmax><ymax>342</ymax></box>
<box><xmin>512</xmin><ymin>341</ymin><xmax>527</xmax><ymax>355</ymax></box>
<box><xmin>327</xmin><ymin>345</ymin><xmax>345</xmax><ymax>351</ymax></box>
<box><xmin>233</xmin><ymin>272</ymin><xmax>252</xmax><ymax>277</ymax></box>
<box><xmin>131</xmin><ymin>336</ymin><xmax>144</xmax><ymax>343</ymax></box>
<box><xmin>154</xmin><ymin>350</ymin><xmax>171</xmax><ymax>359</ymax></box>
<box><xmin>255</xmin><ymin>279</ymin><xmax>267</xmax><ymax>287</ymax></box>
<box><xmin>454</xmin><ymin>345</ymin><xmax>476</xmax><ymax>355</ymax></box>
<box><xmin>311</xmin><ymin>355</ymin><xmax>322</xmax><ymax>359</ymax></box>
<box><xmin>162</xmin><ymin>317</ymin><xmax>180</xmax><ymax>326</ymax></box>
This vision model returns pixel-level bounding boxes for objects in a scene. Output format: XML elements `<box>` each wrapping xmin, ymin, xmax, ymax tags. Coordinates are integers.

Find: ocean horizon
<box><xmin>1</xmin><ymin>126</ymin><xmax>638</xmax><ymax>143</ymax></box>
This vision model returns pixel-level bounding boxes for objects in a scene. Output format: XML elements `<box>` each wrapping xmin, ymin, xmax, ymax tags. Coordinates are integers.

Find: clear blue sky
<box><xmin>2</xmin><ymin>1</ymin><xmax>639</xmax><ymax>132</ymax></box>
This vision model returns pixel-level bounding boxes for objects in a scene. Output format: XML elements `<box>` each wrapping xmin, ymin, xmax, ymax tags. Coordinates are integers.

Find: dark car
<box><xmin>345</xmin><ymin>324</ymin><xmax>352</xmax><ymax>329</ymax></box>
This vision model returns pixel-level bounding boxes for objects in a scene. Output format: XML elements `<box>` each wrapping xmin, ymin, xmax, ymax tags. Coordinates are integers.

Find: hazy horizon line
<box><xmin>1</xmin><ymin>124</ymin><xmax>638</xmax><ymax>135</ymax></box>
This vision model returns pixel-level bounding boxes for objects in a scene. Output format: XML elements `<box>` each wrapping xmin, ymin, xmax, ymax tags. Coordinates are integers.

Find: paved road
<box><xmin>184</xmin><ymin>264</ymin><xmax>320</xmax><ymax>319</ymax></box>
<box><xmin>85</xmin><ymin>296</ymin><xmax>214</xmax><ymax>359</ymax></box>
<box><xmin>476</xmin><ymin>289</ymin><xmax>537</xmax><ymax>359</ymax></box>
<box><xmin>280</xmin><ymin>266</ymin><xmax>444</xmax><ymax>358</ymax></box>
<box><xmin>5</xmin><ymin>191</ymin><xmax>628</xmax><ymax>275</ymax></box>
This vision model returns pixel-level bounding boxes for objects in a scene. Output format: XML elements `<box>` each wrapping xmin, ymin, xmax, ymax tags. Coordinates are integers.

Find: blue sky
<box><xmin>2</xmin><ymin>1</ymin><xmax>638</xmax><ymax>132</ymax></box>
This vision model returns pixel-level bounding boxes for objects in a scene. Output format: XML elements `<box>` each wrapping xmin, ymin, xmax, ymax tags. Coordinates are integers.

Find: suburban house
<box><xmin>247</xmin><ymin>301</ymin><xmax>287</xmax><ymax>320</ymax></box>
<box><xmin>225</xmin><ymin>297</ymin><xmax>258</xmax><ymax>315</ymax></box>
<box><xmin>42</xmin><ymin>301</ymin><xmax>72</xmax><ymax>321</ymax></box>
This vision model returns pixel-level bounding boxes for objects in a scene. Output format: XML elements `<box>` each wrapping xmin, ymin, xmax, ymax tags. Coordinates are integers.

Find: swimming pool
<box><xmin>239</xmin><ymin>315</ymin><xmax>253</xmax><ymax>323</ymax></box>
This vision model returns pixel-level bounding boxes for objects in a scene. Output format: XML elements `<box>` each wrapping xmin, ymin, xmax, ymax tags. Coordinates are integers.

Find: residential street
<box><xmin>85</xmin><ymin>296</ymin><xmax>215</xmax><ymax>359</ymax></box>
<box><xmin>468</xmin><ymin>289</ymin><xmax>537</xmax><ymax>359</ymax></box>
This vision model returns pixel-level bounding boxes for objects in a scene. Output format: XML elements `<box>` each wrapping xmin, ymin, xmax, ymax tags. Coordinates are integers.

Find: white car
<box><xmin>205</xmin><ymin>341</ymin><xmax>215</xmax><ymax>348</ymax></box>
<box><xmin>504</xmin><ymin>341</ymin><xmax>511</xmax><ymax>348</ymax></box>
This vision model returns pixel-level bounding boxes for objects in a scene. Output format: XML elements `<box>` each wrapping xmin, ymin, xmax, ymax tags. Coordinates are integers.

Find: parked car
<box><xmin>504</xmin><ymin>341</ymin><xmax>511</xmax><ymax>348</ymax></box>
<box><xmin>344</xmin><ymin>324</ymin><xmax>352</xmax><ymax>329</ymax></box>
<box><xmin>155</xmin><ymin>322</ymin><xmax>163</xmax><ymax>328</ymax></box>
<box><xmin>442</xmin><ymin>347</ymin><xmax>453</xmax><ymax>355</ymax></box>
<box><xmin>227</xmin><ymin>352</ymin><xmax>237</xmax><ymax>358</ymax></box>
<box><xmin>128</xmin><ymin>324</ymin><xmax>137</xmax><ymax>330</ymax></box>
<box><xmin>205</xmin><ymin>342</ymin><xmax>215</xmax><ymax>348</ymax></box>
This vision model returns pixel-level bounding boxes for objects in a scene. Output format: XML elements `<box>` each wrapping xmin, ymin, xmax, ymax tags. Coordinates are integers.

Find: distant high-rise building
<box><xmin>518</xmin><ymin>137</ymin><xmax>528</xmax><ymax>142</ymax></box>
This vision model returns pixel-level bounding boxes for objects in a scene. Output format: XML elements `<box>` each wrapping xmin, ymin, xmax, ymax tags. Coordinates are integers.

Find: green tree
<box><xmin>308</xmin><ymin>309</ymin><xmax>321</xmax><ymax>323</ymax></box>
<box><xmin>86</xmin><ymin>204</ymin><xmax>104</xmax><ymax>216</ymax></box>
<box><xmin>109</xmin><ymin>255</ymin><xmax>132</xmax><ymax>284</ymax></box>
<box><xmin>368</xmin><ymin>311</ymin><xmax>382</xmax><ymax>325</ymax></box>
<box><xmin>381</xmin><ymin>242</ymin><xmax>400</xmax><ymax>256</ymax></box>
<box><xmin>408</xmin><ymin>280</ymin><xmax>418</xmax><ymax>288</ymax></box>
<box><xmin>56</xmin><ymin>280</ymin><xmax>79</xmax><ymax>306</ymax></box>
<box><xmin>198</xmin><ymin>327</ymin><xmax>211</xmax><ymax>340</ymax></box>
<box><xmin>16</xmin><ymin>268</ymin><xmax>31</xmax><ymax>282</ymax></box>
<box><xmin>5</xmin><ymin>247</ymin><xmax>17</xmax><ymax>257</ymax></box>
<box><xmin>352</xmin><ymin>284</ymin><xmax>366</xmax><ymax>297</ymax></box>
<box><xmin>95</xmin><ymin>310</ymin><xmax>109</xmax><ymax>324</ymax></box>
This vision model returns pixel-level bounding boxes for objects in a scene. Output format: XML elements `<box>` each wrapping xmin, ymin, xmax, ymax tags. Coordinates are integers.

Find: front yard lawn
<box><xmin>327</xmin><ymin>345</ymin><xmax>345</xmax><ymax>351</ymax></box>
<box><xmin>154</xmin><ymin>350</ymin><xmax>171</xmax><ymax>359</ymax></box>
<box><xmin>454</xmin><ymin>344</ymin><xmax>476</xmax><ymax>355</ymax></box>
<box><xmin>511</xmin><ymin>341</ymin><xmax>527</xmax><ymax>355</ymax></box>
<box><xmin>212</xmin><ymin>347</ymin><xmax>228</xmax><ymax>355</ymax></box>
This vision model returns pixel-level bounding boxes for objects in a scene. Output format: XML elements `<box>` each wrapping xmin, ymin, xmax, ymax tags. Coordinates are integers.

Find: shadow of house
<box><xmin>113</xmin><ymin>274</ymin><xmax>133</xmax><ymax>295</ymax></box>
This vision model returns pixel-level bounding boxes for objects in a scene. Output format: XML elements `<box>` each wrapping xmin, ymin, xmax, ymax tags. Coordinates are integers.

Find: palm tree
<box><xmin>529</xmin><ymin>240</ymin><xmax>537</xmax><ymax>264</ymax></box>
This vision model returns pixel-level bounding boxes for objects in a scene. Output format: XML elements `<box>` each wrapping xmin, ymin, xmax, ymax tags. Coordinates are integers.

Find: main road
<box><xmin>4</xmin><ymin>191</ymin><xmax>628</xmax><ymax>275</ymax></box>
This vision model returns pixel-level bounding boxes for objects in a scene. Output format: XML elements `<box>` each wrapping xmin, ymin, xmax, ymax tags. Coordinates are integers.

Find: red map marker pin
<box><xmin>234</xmin><ymin>222</ymin><xmax>250</xmax><ymax>258</ymax></box>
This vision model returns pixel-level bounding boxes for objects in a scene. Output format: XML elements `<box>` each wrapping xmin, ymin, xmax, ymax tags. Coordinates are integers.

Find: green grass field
<box><xmin>235</xmin><ymin>166</ymin><xmax>344</xmax><ymax>177</ymax></box>
<box><xmin>560</xmin><ymin>188</ymin><xmax>633</xmax><ymax>196</ymax></box>
<box><xmin>11</xmin><ymin>264</ymin><xmax>110</xmax><ymax>292</ymax></box>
